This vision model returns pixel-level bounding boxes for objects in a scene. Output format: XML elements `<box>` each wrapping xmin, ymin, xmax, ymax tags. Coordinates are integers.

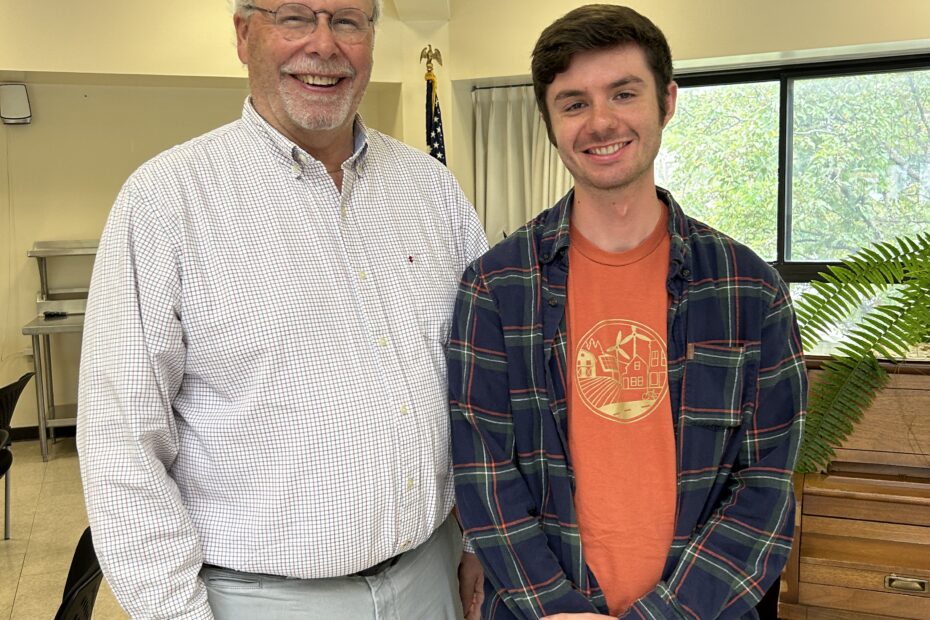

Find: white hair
<box><xmin>233</xmin><ymin>0</ymin><xmax>383</xmax><ymax>23</ymax></box>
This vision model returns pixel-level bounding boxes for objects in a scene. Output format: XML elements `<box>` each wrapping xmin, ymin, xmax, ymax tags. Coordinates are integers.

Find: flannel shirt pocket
<box><xmin>678</xmin><ymin>344</ymin><xmax>759</xmax><ymax>527</ymax></box>
<box><xmin>682</xmin><ymin>342</ymin><xmax>750</xmax><ymax>424</ymax></box>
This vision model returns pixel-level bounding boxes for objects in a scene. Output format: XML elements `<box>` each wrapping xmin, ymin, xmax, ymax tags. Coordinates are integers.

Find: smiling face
<box><xmin>546</xmin><ymin>44</ymin><xmax>677</xmax><ymax>201</ymax></box>
<box><xmin>234</xmin><ymin>0</ymin><xmax>375</xmax><ymax>151</ymax></box>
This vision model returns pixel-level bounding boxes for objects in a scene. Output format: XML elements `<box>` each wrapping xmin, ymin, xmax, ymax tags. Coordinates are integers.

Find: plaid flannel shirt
<box><xmin>449</xmin><ymin>188</ymin><xmax>807</xmax><ymax>619</ymax></box>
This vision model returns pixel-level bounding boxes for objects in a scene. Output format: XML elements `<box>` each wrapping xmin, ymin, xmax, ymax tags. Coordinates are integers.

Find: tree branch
<box><xmin>906</xmin><ymin>74</ymin><xmax>930</xmax><ymax>147</ymax></box>
<box><xmin>884</xmin><ymin>144</ymin><xmax>924</xmax><ymax>184</ymax></box>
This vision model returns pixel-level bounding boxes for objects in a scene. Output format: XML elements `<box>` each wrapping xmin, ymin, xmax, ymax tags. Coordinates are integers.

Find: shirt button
<box><xmin>548</xmin><ymin>297</ymin><xmax>559</xmax><ymax>307</ymax></box>
<box><xmin>406</xmin><ymin>478</ymin><xmax>414</xmax><ymax>491</ymax></box>
<box><xmin>378</xmin><ymin>337</ymin><xmax>388</xmax><ymax>347</ymax></box>
<box><xmin>359</xmin><ymin>271</ymin><xmax>367</xmax><ymax>281</ymax></box>
<box><xmin>681</xmin><ymin>268</ymin><xmax>692</xmax><ymax>278</ymax></box>
<box><xmin>400</xmin><ymin>405</ymin><xmax>409</xmax><ymax>416</ymax></box>
<box><xmin>400</xmin><ymin>539</ymin><xmax>412</xmax><ymax>550</ymax></box>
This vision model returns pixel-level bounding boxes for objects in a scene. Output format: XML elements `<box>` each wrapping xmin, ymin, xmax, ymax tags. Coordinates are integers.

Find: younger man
<box><xmin>449</xmin><ymin>5</ymin><xmax>806</xmax><ymax>619</ymax></box>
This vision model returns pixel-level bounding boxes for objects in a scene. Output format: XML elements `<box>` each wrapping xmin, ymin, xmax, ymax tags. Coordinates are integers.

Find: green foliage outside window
<box><xmin>656</xmin><ymin>69</ymin><xmax>930</xmax><ymax>266</ymax></box>
<box><xmin>792</xmin><ymin>70</ymin><xmax>930</xmax><ymax>261</ymax></box>
<box><xmin>657</xmin><ymin>82</ymin><xmax>779</xmax><ymax>260</ymax></box>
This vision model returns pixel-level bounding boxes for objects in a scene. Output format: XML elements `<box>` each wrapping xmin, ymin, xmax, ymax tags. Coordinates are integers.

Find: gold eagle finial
<box><xmin>420</xmin><ymin>45</ymin><xmax>443</xmax><ymax>75</ymax></box>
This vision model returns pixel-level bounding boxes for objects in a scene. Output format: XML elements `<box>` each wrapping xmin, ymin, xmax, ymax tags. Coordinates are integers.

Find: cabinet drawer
<box><xmin>798</xmin><ymin>582</ymin><xmax>930</xmax><ymax>619</ymax></box>
<box><xmin>779</xmin><ymin>602</ymin><xmax>918</xmax><ymax>620</ymax></box>
<box><xmin>803</xmin><ymin>473</ymin><xmax>930</xmax><ymax>527</ymax></box>
<box><xmin>800</xmin><ymin>532</ymin><xmax>930</xmax><ymax>577</ymax></box>
<box><xmin>805</xmin><ymin>494</ymin><xmax>930</xmax><ymax>526</ymax></box>
<box><xmin>802</xmin><ymin>564</ymin><xmax>929</xmax><ymax>598</ymax></box>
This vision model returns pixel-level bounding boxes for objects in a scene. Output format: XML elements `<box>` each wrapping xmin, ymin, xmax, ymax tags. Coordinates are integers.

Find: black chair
<box><xmin>0</xmin><ymin>429</ymin><xmax>11</xmax><ymax>540</ymax></box>
<box><xmin>0</xmin><ymin>372</ymin><xmax>34</xmax><ymax>540</ymax></box>
<box><xmin>54</xmin><ymin>527</ymin><xmax>104</xmax><ymax>620</ymax></box>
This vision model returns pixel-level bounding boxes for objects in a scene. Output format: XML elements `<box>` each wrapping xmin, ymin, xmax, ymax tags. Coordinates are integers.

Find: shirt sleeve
<box><xmin>449</xmin><ymin>265</ymin><xmax>599</xmax><ymax>619</ymax></box>
<box><xmin>622</xmin><ymin>279</ymin><xmax>807</xmax><ymax>620</ymax></box>
<box><xmin>443</xmin><ymin>166</ymin><xmax>490</xmax><ymax>269</ymax></box>
<box><xmin>77</xmin><ymin>180</ymin><xmax>214</xmax><ymax>620</ymax></box>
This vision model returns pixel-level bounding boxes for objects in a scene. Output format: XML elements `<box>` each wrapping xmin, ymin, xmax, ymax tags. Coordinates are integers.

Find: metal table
<box><xmin>22</xmin><ymin>240</ymin><xmax>97</xmax><ymax>462</ymax></box>
<box><xmin>21</xmin><ymin>314</ymin><xmax>85</xmax><ymax>461</ymax></box>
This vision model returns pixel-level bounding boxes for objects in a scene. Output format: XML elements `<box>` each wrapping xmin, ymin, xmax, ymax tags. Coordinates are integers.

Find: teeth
<box><xmin>296</xmin><ymin>75</ymin><xmax>339</xmax><ymax>86</ymax></box>
<box><xmin>590</xmin><ymin>143</ymin><xmax>623</xmax><ymax>155</ymax></box>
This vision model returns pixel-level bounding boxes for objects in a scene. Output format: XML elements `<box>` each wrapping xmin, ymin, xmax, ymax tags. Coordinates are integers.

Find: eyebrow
<box><xmin>551</xmin><ymin>75</ymin><xmax>647</xmax><ymax>103</ymax></box>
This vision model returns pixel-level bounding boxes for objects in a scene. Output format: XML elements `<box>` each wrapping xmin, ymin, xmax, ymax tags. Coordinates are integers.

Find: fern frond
<box><xmin>796</xmin><ymin>356</ymin><xmax>887</xmax><ymax>473</ymax></box>
<box><xmin>796</xmin><ymin>233</ymin><xmax>930</xmax><ymax>353</ymax></box>
<box><xmin>795</xmin><ymin>232</ymin><xmax>930</xmax><ymax>473</ymax></box>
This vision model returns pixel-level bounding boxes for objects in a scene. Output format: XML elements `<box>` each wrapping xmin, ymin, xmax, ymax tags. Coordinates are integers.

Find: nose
<box><xmin>300</xmin><ymin>16</ymin><xmax>339</xmax><ymax>58</ymax></box>
<box><xmin>587</xmin><ymin>101</ymin><xmax>618</xmax><ymax>134</ymax></box>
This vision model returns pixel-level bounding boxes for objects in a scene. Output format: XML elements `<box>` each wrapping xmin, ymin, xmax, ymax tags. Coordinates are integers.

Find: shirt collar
<box><xmin>241</xmin><ymin>97</ymin><xmax>371</xmax><ymax>176</ymax></box>
<box><xmin>538</xmin><ymin>189</ymin><xmax>574</xmax><ymax>265</ymax></box>
<box><xmin>538</xmin><ymin>185</ymin><xmax>693</xmax><ymax>280</ymax></box>
<box><xmin>659</xmin><ymin>187</ymin><xmax>694</xmax><ymax>281</ymax></box>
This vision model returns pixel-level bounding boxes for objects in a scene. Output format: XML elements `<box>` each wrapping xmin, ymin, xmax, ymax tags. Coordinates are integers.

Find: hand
<box><xmin>458</xmin><ymin>551</ymin><xmax>484</xmax><ymax>620</ymax></box>
<box><xmin>541</xmin><ymin>614</ymin><xmax>614</xmax><ymax>619</ymax></box>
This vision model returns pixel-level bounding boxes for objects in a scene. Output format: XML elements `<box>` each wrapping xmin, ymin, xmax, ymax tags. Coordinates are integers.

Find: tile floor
<box><xmin>0</xmin><ymin>438</ymin><xmax>127</xmax><ymax>619</ymax></box>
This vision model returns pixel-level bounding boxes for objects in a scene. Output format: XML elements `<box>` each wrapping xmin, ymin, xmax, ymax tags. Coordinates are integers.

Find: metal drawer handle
<box><xmin>885</xmin><ymin>575</ymin><xmax>928</xmax><ymax>593</ymax></box>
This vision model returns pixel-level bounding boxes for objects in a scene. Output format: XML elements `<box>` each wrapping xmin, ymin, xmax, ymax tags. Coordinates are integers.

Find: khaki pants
<box><xmin>202</xmin><ymin>517</ymin><xmax>464</xmax><ymax>620</ymax></box>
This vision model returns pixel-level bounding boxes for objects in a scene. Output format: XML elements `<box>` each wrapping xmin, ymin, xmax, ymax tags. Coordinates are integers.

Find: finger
<box><xmin>458</xmin><ymin>571</ymin><xmax>471</xmax><ymax>610</ymax></box>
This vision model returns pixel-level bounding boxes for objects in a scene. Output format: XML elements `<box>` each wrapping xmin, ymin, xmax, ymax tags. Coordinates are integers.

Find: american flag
<box><xmin>426</xmin><ymin>73</ymin><xmax>446</xmax><ymax>165</ymax></box>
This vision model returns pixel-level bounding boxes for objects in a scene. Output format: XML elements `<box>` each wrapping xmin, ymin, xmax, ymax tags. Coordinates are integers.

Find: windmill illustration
<box><xmin>609</xmin><ymin>325</ymin><xmax>650</xmax><ymax>363</ymax></box>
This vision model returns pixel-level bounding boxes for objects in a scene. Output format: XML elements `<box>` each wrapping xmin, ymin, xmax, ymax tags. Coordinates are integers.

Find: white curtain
<box><xmin>473</xmin><ymin>86</ymin><xmax>573</xmax><ymax>243</ymax></box>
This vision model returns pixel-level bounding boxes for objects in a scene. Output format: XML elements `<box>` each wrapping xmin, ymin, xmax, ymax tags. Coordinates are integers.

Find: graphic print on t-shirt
<box><xmin>575</xmin><ymin>318</ymin><xmax>668</xmax><ymax>423</ymax></box>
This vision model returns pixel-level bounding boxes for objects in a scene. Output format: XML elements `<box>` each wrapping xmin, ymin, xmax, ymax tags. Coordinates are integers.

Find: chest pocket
<box><xmin>680</xmin><ymin>343</ymin><xmax>757</xmax><ymax>468</ymax></box>
<box><xmin>679</xmin><ymin>343</ymin><xmax>757</xmax><ymax>528</ymax></box>
<box><xmin>406</xmin><ymin>252</ymin><xmax>458</xmax><ymax>344</ymax></box>
<box><xmin>682</xmin><ymin>342</ymin><xmax>756</xmax><ymax>423</ymax></box>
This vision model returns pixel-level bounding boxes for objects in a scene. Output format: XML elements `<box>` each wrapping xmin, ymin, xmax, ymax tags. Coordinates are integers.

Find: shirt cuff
<box><xmin>461</xmin><ymin>533</ymin><xmax>476</xmax><ymax>554</ymax></box>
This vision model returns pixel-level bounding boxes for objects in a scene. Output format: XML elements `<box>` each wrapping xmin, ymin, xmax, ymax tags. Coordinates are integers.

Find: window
<box><xmin>790</xmin><ymin>69</ymin><xmax>930</xmax><ymax>262</ymax></box>
<box><xmin>656</xmin><ymin>54</ymin><xmax>930</xmax><ymax>283</ymax></box>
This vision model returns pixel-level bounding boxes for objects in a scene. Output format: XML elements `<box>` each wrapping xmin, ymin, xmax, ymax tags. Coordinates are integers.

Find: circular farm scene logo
<box><xmin>575</xmin><ymin>319</ymin><xmax>668</xmax><ymax>423</ymax></box>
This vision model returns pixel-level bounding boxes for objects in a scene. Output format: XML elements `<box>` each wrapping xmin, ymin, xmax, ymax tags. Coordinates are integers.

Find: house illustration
<box><xmin>605</xmin><ymin>325</ymin><xmax>666</xmax><ymax>403</ymax></box>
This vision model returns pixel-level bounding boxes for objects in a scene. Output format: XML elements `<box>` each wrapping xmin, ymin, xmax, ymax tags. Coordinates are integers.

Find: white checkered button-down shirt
<box><xmin>77</xmin><ymin>100</ymin><xmax>488</xmax><ymax>619</ymax></box>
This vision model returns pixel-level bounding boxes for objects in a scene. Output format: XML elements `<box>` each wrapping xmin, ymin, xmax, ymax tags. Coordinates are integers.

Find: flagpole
<box><xmin>421</xmin><ymin>45</ymin><xmax>447</xmax><ymax>165</ymax></box>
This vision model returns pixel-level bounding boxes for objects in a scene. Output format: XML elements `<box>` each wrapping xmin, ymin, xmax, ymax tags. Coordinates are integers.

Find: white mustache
<box><xmin>282</xmin><ymin>58</ymin><xmax>355</xmax><ymax>78</ymax></box>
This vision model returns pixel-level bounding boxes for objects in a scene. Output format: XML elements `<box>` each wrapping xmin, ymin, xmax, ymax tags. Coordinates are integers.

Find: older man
<box><xmin>78</xmin><ymin>1</ymin><xmax>487</xmax><ymax>618</ymax></box>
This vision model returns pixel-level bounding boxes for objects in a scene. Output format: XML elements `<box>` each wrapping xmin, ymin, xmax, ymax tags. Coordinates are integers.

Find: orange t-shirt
<box><xmin>566</xmin><ymin>212</ymin><xmax>677</xmax><ymax>615</ymax></box>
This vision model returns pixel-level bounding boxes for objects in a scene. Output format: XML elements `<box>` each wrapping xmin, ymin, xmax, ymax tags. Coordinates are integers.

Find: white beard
<box><xmin>279</xmin><ymin>57</ymin><xmax>359</xmax><ymax>131</ymax></box>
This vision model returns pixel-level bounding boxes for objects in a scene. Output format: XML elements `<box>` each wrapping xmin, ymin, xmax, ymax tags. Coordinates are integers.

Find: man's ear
<box><xmin>234</xmin><ymin>13</ymin><xmax>251</xmax><ymax>65</ymax></box>
<box><xmin>662</xmin><ymin>81</ymin><xmax>678</xmax><ymax>127</ymax></box>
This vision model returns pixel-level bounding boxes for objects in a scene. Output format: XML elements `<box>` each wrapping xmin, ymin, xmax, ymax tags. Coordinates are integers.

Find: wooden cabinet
<box><xmin>780</xmin><ymin>365</ymin><xmax>930</xmax><ymax>620</ymax></box>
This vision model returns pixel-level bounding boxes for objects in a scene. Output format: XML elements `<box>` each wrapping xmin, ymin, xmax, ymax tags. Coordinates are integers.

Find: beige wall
<box><xmin>1</xmin><ymin>0</ymin><xmax>928</xmax><ymax>427</ymax></box>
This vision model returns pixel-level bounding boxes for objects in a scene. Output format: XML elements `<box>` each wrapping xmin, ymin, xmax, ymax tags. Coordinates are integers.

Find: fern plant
<box><xmin>793</xmin><ymin>232</ymin><xmax>930</xmax><ymax>473</ymax></box>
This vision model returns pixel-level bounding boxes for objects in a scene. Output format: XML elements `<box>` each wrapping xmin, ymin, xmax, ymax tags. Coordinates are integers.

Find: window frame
<box><xmin>673</xmin><ymin>52</ymin><xmax>930</xmax><ymax>282</ymax></box>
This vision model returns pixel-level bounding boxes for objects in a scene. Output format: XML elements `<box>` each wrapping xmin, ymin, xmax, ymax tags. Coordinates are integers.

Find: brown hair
<box><xmin>531</xmin><ymin>4</ymin><xmax>673</xmax><ymax>144</ymax></box>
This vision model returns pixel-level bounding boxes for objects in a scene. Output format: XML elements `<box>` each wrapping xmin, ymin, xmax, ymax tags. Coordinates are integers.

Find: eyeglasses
<box><xmin>244</xmin><ymin>3</ymin><xmax>374</xmax><ymax>43</ymax></box>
